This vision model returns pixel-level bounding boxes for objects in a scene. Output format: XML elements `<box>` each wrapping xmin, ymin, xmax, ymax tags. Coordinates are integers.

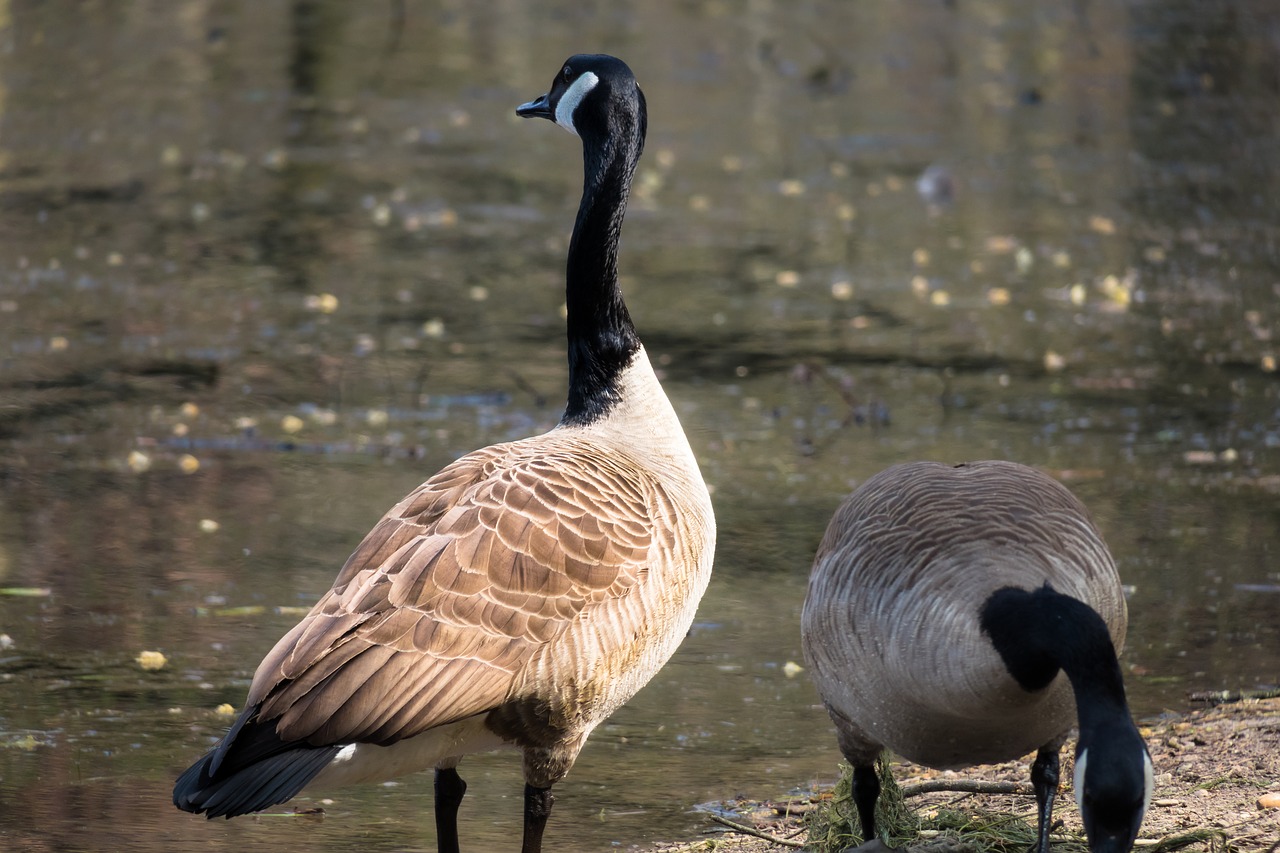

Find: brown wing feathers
<box><xmin>242</xmin><ymin>440</ymin><xmax>657</xmax><ymax>750</ymax></box>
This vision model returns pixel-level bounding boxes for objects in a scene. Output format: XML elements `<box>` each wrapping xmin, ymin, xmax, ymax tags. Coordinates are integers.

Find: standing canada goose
<box><xmin>173</xmin><ymin>54</ymin><xmax>716</xmax><ymax>853</ymax></box>
<box><xmin>801</xmin><ymin>461</ymin><xmax>1150</xmax><ymax>853</ymax></box>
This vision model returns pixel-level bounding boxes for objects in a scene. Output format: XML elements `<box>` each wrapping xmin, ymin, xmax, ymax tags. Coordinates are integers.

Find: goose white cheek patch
<box><xmin>1074</xmin><ymin>747</ymin><xmax>1088</xmax><ymax>814</ymax></box>
<box><xmin>555</xmin><ymin>71</ymin><xmax>600</xmax><ymax>136</ymax></box>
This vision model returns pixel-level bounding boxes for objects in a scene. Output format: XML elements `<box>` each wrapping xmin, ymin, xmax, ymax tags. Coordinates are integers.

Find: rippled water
<box><xmin>3</xmin><ymin>1</ymin><xmax>1279</xmax><ymax>850</ymax></box>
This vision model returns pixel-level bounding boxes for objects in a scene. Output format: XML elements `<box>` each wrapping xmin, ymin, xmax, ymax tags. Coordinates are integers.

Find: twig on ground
<box><xmin>1188</xmin><ymin>687</ymin><xmax>1280</xmax><ymax>706</ymax></box>
<box><xmin>900</xmin><ymin>779</ymin><xmax>1034</xmax><ymax>798</ymax></box>
<box><xmin>708</xmin><ymin>814</ymin><xmax>806</xmax><ymax>848</ymax></box>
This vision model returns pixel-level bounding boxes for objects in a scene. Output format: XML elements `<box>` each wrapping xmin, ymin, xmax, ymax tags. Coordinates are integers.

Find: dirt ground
<box><xmin>647</xmin><ymin>696</ymin><xmax>1280</xmax><ymax>852</ymax></box>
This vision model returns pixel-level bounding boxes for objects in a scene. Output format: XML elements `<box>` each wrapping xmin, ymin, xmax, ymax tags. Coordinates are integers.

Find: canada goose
<box><xmin>173</xmin><ymin>54</ymin><xmax>715</xmax><ymax>853</ymax></box>
<box><xmin>801</xmin><ymin>460</ymin><xmax>1150</xmax><ymax>853</ymax></box>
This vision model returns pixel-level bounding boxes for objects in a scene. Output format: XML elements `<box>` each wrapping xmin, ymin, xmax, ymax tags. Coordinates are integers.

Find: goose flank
<box><xmin>801</xmin><ymin>460</ymin><xmax>1150</xmax><ymax>853</ymax></box>
<box><xmin>173</xmin><ymin>54</ymin><xmax>715</xmax><ymax>853</ymax></box>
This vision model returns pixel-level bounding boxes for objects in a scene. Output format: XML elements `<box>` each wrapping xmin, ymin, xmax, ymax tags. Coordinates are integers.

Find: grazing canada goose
<box><xmin>801</xmin><ymin>461</ymin><xmax>1150</xmax><ymax>853</ymax></box>
<box><xmin>173</xmin><ymin>54</ymin><xmax>716</xmax><ymax>853</ymax></box>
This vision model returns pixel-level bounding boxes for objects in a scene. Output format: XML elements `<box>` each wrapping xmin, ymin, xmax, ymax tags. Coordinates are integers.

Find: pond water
<box><xmin>2</xmin><ymin>1</ymin><xmax>1279</xmax><ymax>850</ymax></box>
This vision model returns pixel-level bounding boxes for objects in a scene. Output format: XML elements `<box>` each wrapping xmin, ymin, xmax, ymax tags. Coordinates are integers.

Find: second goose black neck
<box><xmin>561</xmin><ymin>91</ymin><xmax>646</xmax><ymax>427</ymax></box>
<box><xmin>980</xmin><ymin>584</ymin><xmax>1133</xmax><ymax>729</ymax></box>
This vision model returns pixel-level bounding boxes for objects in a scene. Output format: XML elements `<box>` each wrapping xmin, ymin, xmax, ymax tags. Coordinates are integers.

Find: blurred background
<box><xmin>1</xmin><ymin>0</ymin><xmax>1278</xmax><ymax>850</ymax></box>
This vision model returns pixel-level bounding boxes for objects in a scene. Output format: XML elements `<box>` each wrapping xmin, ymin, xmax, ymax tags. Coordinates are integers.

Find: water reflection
<box><xmin>2</xmin><ymin>1</ymin><xmax>1278</xmax><ymax>850</ymax></box>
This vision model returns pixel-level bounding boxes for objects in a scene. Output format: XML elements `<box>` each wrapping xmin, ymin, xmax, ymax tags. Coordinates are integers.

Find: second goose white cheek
<box><xmin>555</xmin><ymin>71</ymin><xmax>600</xmax><ymax>136</ymax></box>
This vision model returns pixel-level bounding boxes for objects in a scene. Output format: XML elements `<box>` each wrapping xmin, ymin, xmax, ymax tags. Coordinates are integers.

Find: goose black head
<box><xmin>1074</xmin><ymin>724</ymin><xmax>1153</xmax><ymax>853</ymax></box>
<box><xmin>516</xmin><ymin>54</ymin><xmax>646</xmax><ymax>150</ymax></box>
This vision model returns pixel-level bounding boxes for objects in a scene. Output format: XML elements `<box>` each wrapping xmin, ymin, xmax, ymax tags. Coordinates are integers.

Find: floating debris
<box><xmin>1088</xmin><ymin>214</ymin><xmax>1117</xmax><ymax>235</ymax></box>
<box><xmin>137</xmin><ymin>650</ymin><xmax>168</xmax><ymax>671</ymax></box>
<box><xmin>198</xmin><ymin>519</ymin><xmax>220</xmax><ymax>533</ymax></box>
<box><xmin>304</xmin><ymin>293</ymin><xmax>339</xmax><ymax>314</ymax></box>
<box><xmin>783</xmin><ymin>661</ymin><xmax>804</xmax><ymax>678</ymax></box>
<box><xmin>0</xmin><ymin>587</ymin><xmax>51</xmax><ymax>597</ymax></box>
<box><xmin>281</xmin><ymin>415</ymin><xmax>305</xmax><ymax>434</ymax></box>
<box><xmin>215</xmin><ymin>703</ymin><xmax>236</xmax><ymax>717</ymax></box>
<box><xmin>1234</xmin><ymin>583</ymin><xmax>1280</xmax><ymax>593</ymax></box>
<box><xmin>1015</xmin><ymin>246</ymin><xmax>1034</xmax><ymax>273</ymax></box>
<box><xmin>178</xmin><ymin>454</ymin><xmax>200</xmax><ymax>474</ymax></box>
<box><xmin>126</xmin><ymin>450</ymin><xmax>152</xmax><ymax>473</ymax></box>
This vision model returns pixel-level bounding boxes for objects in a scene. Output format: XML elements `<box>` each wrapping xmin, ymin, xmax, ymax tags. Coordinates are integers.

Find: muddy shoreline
<box><xmin>646</xmin><ymin>696</ymin><xmax>1280</xmax><ymax>852</ymax></box>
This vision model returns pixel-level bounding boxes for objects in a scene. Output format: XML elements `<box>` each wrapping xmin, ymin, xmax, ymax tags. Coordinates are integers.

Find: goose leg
<box><xmin>521</xmin><ymin>783</ymin><xmax>555</xmax><ymax>853</ymax></box>
<box><xmin>434</xmin><ymin>767</ymin><xmax>467</xmax><ymax>853</ymax></box>
<box><xmin>852</xmin><ymin>762</ymin><xmax>881</xmax><ymax>845</ymax></box>
<box><xmin>1029</xmin><ymin>746</ymin><xmax>1060</xmax><ymax>853</ymax></box>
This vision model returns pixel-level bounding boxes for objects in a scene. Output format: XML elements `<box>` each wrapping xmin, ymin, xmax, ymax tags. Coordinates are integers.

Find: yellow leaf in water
<box><xmin>1088</xmin><ymin>215</ymin><xmax>1117</xmax><ymax>235</ymax></box>
<box><xmin>127</xmin><ymin>451</ymin><xmax>152</xmax><ymax>473</ymax></box>
<box><xmin>215</xmin><ymin>703</ymin><xmax>237</xmax><ymax>717</ymax></box>
<box><xmin>137</xmin><ymin>650</ymin><xmax>168</xmax><ymax>671</ymax></box>
<box><xmin>782</xmin><ymin>661</ymin><xmax>804</xmax><ymax>678</ymax></box>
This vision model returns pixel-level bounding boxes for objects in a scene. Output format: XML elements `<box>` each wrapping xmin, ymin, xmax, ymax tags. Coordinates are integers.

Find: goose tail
<box><xmin>173</xmin><ymin>707</ymin><xmax>341</xmax><ymax>819</ymax></box>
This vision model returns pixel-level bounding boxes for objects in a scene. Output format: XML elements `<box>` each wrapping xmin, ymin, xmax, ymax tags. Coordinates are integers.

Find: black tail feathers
<box><xmin>173</xmin><ymin>707</ymin><xmax>340</xmax><ymax>819</ymax></box>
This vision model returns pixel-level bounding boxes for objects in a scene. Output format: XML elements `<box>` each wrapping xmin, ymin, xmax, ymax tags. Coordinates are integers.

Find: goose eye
<box><xmin>562</xmin><ymin>65</ymin><xmax>573</xmax><ymax>82</ymax></box>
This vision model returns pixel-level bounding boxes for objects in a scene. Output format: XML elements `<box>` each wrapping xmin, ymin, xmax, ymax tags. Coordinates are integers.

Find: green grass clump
<box><xmin>805</xmin><ymin>757</ymin><xmax>1088</xmax><ymax>853</ymax></box>
<box><xmin>806</xmin><ymin>756</ymin><xmax>921</xmax><ymax>851</ymax></box>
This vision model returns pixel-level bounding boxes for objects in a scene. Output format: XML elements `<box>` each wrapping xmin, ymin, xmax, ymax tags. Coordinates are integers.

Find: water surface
<box><xmin>2</xmin><ymin>1</ymin><xmax>1279</xmax><ymax>850</ymax></box>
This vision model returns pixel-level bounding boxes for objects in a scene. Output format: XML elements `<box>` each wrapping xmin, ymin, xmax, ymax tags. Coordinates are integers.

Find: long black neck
<box><xmin>981</xmin><ymin>584</ymin><xmax>1134</xmax><ymax>739</ymax></box>
<box><xmin>561</xmin><ymin>105</ymin><xmax>644</xmax><ymax>426</ymax></box>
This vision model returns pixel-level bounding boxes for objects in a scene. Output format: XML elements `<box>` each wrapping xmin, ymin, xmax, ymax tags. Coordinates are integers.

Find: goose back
<box><xmin>801</xmin><ymin>460</ymin><xmax>1126</xmax><ymax>768</ymax></box>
